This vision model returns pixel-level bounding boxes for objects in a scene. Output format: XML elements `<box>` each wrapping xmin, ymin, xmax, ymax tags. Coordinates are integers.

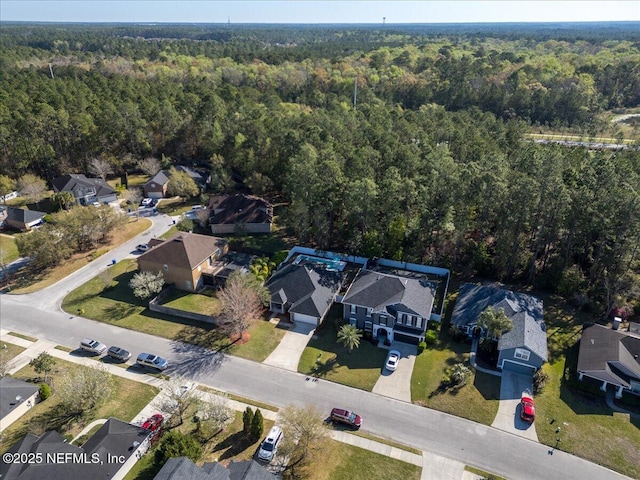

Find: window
<box><xmin>379</xmin><ymin>316</ymin><xmax>387</xmax><ymax>326</ymax></box>
<box><xmin>366</xmin><ymin>308</ymin><xmax>372</xmax><ymax>318</ymax></box>
<box><xmin>514</xmin><ymin>348</ymin><xmax>530</xmax><ymax>361</ymax></box>
<box><xmin>349</xmin><ymin>305</ymin><xmax>356</xmax><ymax>314</ymax></box>
<box><xmin>349</xmin><ymin>318</ymin><xmax>357</xmax><ymax>327</ymax></box>
<box><xmin>364</xmin><ymin>321</ymin><xmax>373</xmax><ymax>332</ymax></box>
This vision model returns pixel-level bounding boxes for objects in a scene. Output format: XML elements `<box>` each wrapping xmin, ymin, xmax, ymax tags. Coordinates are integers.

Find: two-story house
<box><xmin>341</xmin><ymin>269</ymin><xmax>436</xmax><ymax>345</ymax></box>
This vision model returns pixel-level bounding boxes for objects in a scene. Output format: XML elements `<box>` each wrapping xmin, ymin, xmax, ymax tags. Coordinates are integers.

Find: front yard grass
<box><xmin>62</xmin><ymin>259</ymin><xmax>284</xmax><ymax>361</ymax></box>
<box><xmin>160</xmin><ymin>288</ymin><xmax>222</xmax><ymax>316</ymax></box>
<box><xmin>10</xmin><ymin>217</ymin><xmax>152</xmax><ymax>294</ymax></box>
<box><xmin>411</xmin><ymin>339</ymin><xmax>501</xmax><ymax>425</ymax></box>
<box><xmin>0</xmin><ymin>342</ymin><xmax>26</xmax><ymax>364</ymax></box>
<box><xmin>298</xmin><ymin>306</ymin><xmax>388</xmax><ymax>392</ymax></box>
<box><xmin>0</xmin><ymin>233</ymin><xmax>19</xmax><ymax>263</ymax></box>
<box><xmin>1</xmin><ymin>358</ymin><xmax>158</xmax><ymax>453</ymax></box>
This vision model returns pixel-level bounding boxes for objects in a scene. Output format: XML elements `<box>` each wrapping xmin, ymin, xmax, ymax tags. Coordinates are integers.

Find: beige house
<box><xmin>137</xmin><ymin>232</ymin><xmax>228</xmax><ymax>291</ymax></box>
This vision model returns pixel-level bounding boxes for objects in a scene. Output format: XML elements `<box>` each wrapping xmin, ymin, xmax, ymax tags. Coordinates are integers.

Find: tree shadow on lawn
<box><xmin>473</xmin><ymin>371</ymin><xmax>501</xmax><ymax>401</ymax></box>
<box><xmin>213</xmin><ymin>431</ymin><xmax>258</xmax><ymax>460</ymax></box>
<box><xmin>310</xmin><ymin>355</ymin><xmax>339</xmax><ymax>378</ymax></box>
<box><xmin>2</xmin><ymin>404</ymin><xmax>82</xmax><ymax>451</ymax></box>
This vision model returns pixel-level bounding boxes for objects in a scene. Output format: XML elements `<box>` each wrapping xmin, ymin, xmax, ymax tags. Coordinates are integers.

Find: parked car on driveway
<box><xmin>141</xmin><ymin>413</ymin><xmax>164</xmax><ymax>432</ymax></box>
<box><xmin>330</xmin><ymin>408</ymin><xmax>362</xmax><ymax>429</ymax></box>
<box><xmin>136</xmin><ymin>352</ymin><xmax>168</xmax><ymax>371</ymax></box>
<box><xmin>80</xmin><ymin>338</ymin><xmax>107</xmax><ymax>355</ymax></box>
<box><xmin>140</xmin><ymin>198</ymin><xmax>153</xmax><ymax>207</ymax></box>
<box><xmin>107</xmin><ymin>346</ymin><xmax>131</xmax><ymax>362</ymax></box>
<box><xmin>257</xmin><ymin>425</ymin><xmax>283</xmax><ymax>462</ymax></box>
<box><xmin>520</xmin><ymin>396</ymin><xmax>535</xmax><ymax>423</ymax></box>
<box><xmin>385</xmin><ymin>350</ymin><xmax>401</xmax><ymax>372</ymax></box>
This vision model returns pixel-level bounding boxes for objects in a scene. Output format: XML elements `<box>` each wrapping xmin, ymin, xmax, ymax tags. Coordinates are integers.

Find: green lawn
<box><xmin>325</xmin><ymin>441</ymin><xmax>421</xmax><ymax>480</ymax></box>
<box><xmin>298</xmin><ymin>305</ymin><xmax>388</xmax><ymax>392</ymax></box>
<box><xmin>410</xmin><ymin>339</ymin><xmax>501</xmax><ymax>425</ymax></box>
<box><xmin>158</xmin><ymin>225</ymin><xmax>178</xmax><ymax>239</ymax></box>
<box><xmin>160</xmin><ymin>288</ymin><xmax>222</xmax><ymax>316</ymax></box>
<box><xmin>62</xmin><ymin>259</ymin><xmax>284</xmax><ymax>361</ymax></box>
<box><xmin>2</xmin><ymin>358</ymin><xmax>158</xmax><ymax>452</ymax></box>
<box><xmin>0</xmin><ymin>342</ymin><xmax>26</xmax><ymax>365</ymax></box>
<box><xmin>0</xmin><ymin>234</ymin><xmax>19</xmax><ymax>263</ymax></box>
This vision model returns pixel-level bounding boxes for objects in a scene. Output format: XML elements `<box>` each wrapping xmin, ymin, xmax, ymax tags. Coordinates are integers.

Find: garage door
<box><xmin>501</xmin><ymin>360</ymin><xmax>535</xmax><ymax>376</ymax></box>
<box><xmin>393</xmin><ymin>332</ymin><xmax>420</xmax><ymax>345</ymax></box>
<box><xmin>291</xmin><ymin>312</ymin><xmax>318</xmax><ymax>325</ymax></box>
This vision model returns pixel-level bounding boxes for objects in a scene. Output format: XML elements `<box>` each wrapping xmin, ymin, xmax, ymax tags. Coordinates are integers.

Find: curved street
<box><xmin>0</xmin><ymin>213</ymin><xmax>631</xmax><ymax>480</ymax></box>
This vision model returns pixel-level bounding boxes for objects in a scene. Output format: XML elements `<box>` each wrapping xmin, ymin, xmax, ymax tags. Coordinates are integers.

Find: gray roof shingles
<box><xmin>52</xmin><ymin>174</ymin><xmax>115</xmax><ymax>200</ymax></box>
<box><xmin>342</xmin><ymin>270</ymin><xmax>435</xmax><ymax>319</ymax></box>
<box><xmin>5</xmin><ymin>207</ymin><xmax>46</xmax><ymax>225</ymax></box>
<box><xmin>266</xmin><ymin>261</ymin><xmax>343</xmax><ymax>319</ymax></box>
<box><xmin>452</xmin><ymin>283</ymin><xmax>547</xmax><ymax>360</ymax></box>
<box><xmin>0</xmin><ymin>377</ymin><xmax>39</xmax><ymax>421</ymax></box>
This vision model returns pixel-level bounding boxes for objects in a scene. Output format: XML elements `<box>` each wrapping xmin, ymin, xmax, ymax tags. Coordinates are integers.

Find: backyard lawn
<box><xmin>10</xmin><ymin>217</ymin><xmax>151</xmax><ymax>294</ymax></box>
<box><xmin>1</xmin><ymin>358</ymin><xmax>158</xmax><ymax>453</ymax></box>
<box><xmin>298</xmin><ymin>305</ymin><xmax>388</xmax><ymax>391</ymax></box>
<box><xmin>0</xmin><ymin>233</ymin><xmax>19</xmax><ymax>263</ymax></box>
<box><xmin>62</xmin><ymin>259</ymin><xmax>285</xmax><ymax>362</ymax></box>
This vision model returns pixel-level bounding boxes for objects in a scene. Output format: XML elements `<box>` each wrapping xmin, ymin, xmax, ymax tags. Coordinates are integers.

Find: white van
<box><xmin>257</xmin><ymin>425</ymin><xmax>283</xmax><ymax>462</ymax></box>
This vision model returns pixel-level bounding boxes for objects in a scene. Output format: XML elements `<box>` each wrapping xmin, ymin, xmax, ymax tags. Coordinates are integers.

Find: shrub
<box><xmin>154</xmin><ymin>431</ymin><xmax>202</xmax><ymax>467</ymax></box>
<box><xmin>427</xmin><ymin>320</ymin><xmax>440</xmax><ymax>331</ymax></box>
<box><xmin>424</xmin><ymin>330</ymin><xmax>438</xmax><ymax>346</ymax></box>
<box><xmin>38</xmin><ymin>383</ymin><xmax>51</xmax><ymax>401</ymax></box>
<box><xmin>417</xmin><ymin>341</ymin><xmax>427</xmax><ymax>354</ymax></box>
<box><xmin>533</xmin><ymin>369</ymin><xmax>549</xmax><ymax>393</ymax></box>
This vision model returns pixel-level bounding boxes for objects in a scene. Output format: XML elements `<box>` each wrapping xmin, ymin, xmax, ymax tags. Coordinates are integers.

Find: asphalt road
<box><xmin>0</xmin><ymin>213</ymin><xmax>631</xmax><ymax>480</ymax></box>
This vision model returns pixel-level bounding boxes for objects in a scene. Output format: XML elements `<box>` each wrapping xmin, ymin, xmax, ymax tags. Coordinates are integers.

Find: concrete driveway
<box><xmin>372</xmin><ymin>342</ymin><xmax>416</xmax><ymax>402</ymax></box>
<box><xmin>262</xmin><ymin>321</ymin><xmax>315</xmax><ymax>371</ymax></box>
<box><xmin>491</xmin><ymin>370</ymin><xmax>539</xmax><ymax>441</ymax></box>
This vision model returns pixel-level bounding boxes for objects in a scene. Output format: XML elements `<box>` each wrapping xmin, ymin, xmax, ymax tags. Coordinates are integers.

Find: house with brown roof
<box><xmin>207</xmin><ymin>194</ymin><xmax>273</xmax><ymax>234</ymax></box>
<box><xmin>577</xmin><ymin>323</ymin><xmax>640</xmax><ymax>398</ymax></box>
<box><xmin>137</xmin><ymin>232</ymin><xmax>228</xmax><ymax>291</ymax></box>
<box><xmin>143</xmin><ymin>166</ymin><xmax>210</xmax><ymax>199</ymax></box>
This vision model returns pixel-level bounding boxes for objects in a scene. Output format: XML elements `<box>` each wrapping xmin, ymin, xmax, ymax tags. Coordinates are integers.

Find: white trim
<box><xmin>514</xmin><ymin>348</ymin><xmax>530</xmax><ymax>361</ymax></box>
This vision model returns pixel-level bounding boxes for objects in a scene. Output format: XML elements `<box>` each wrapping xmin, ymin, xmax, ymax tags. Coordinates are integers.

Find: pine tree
<box><xmin>250</xmin><ymin>408</ymin><xmax>264</xmax><ymax>441</ymax></box>
<box><xmin>242</xmin><ymin>406</ymin><xmax>254</xmax><ymax>436</ymax></box>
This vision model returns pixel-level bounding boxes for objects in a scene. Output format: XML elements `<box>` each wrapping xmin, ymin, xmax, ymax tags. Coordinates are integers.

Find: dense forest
<box><xmin>1</xmin><ymin>22</ymin><xmax>639</xmax><ymax>319</ymax></box>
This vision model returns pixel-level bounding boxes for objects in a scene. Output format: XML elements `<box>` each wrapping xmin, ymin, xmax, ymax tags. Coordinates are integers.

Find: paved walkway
<box><xmin>262</xmin><ymin>320</ymin><xmax>315</xmax><ymax>371</ymax></box>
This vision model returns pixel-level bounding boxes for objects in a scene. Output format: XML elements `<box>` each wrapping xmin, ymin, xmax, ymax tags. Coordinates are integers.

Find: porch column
<box><xmin>600</xmin><ymin>381</ymin><xmax>608</xmax><ymax>392</ymax></box>
<box><xmin>578</xmin><ymin>372</ymin><xmax>584</xmax><ymax>381</ymax></box>
<box><xmin>615</xmin><ymin>385</ymin><xmax>624</xmax><ymax>399</ymax></box>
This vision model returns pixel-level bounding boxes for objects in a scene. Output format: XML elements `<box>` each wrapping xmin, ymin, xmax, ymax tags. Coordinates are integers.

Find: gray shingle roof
<box><xmin>0</xmin><ymin>418</ymin><xmax>150</xmax><ymax>480</ymax></box>
<box><xmin>452</xmin><ymin>283</ymin><xmax>547</xmax><ymax>360</ymax></box>
<box><xmin>51</xmin><ymin>174</ymin><xmax>115</xmax><ymax>199</ymax></box>
<box><xmin>5</xmin><ymin>207</ymin><xmax>46</xmax><ymax>224</ymax></box>
<box><xmin>0</xmin><ymin>377</ymin><xmax>39</xmax><ymax>421</ymax></box>
<box><xmin>577</xmin><ymin>324</ymin><xmax>640</xmax><ymax>388</ymax></box>
<box><xmin>154</xmin><ymin>457</ymin><xmax>230</xmax><ymax>480</ymax></box>
<box><xmin>266</xmin><ymin>262</ymin><xmax>343</xmax><ymax>319</ymax></box>
<box><xmin>207</xmin><ymin>194</ymin><xmax>273</xmax><ymax>226</ymax></box>
<box><xmin>342</xmin><ymin>269</ymin><xmax>435</xmax><ymax>319</ymax></box>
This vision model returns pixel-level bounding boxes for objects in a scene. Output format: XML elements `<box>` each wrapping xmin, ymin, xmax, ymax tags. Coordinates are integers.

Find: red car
<box><xmin>330</xmin><ymin>408</ymin><xmax>362</xmax><ymax>429</ymax></box>
<box><xmin>520</xmin><ymin>396</ymin><xmax>535</xmax><ymax>423</ymax></box>
<box><xmin>141</xmin><ymin>413</ymin><xmax>164</xmax><ymax>432</ymax></box>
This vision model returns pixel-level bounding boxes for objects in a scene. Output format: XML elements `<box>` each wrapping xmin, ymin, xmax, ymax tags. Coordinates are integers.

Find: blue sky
<box><xmin>2</xmin><ymin>1</ymin><xmax>639</xmax><ymax>24</ymax></box>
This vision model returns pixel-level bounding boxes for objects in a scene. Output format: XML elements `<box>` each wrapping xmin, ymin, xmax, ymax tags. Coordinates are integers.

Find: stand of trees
<box><xmin>1</xmin><ymin>23</ymin><xmax>639</xmax><ymax>318</ymax></box>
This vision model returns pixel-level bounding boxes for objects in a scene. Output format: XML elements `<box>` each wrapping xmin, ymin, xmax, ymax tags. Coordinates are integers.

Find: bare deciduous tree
<box><xmin>218</xmin><ymin>271</ymin><xmax>265</xmax><ymax>340</ymax></box>
<box><xmin>195</xmin><ymin>394</ymin><xmax>235</xmax><ymax>443</ymax></box>
<box><xmin>154</xmin><ymin>378</ymin><xmax>198</xmax><ymax>429</ymax></box>
<box><xmin>129</xmin><ymin>270</ymin><xmax>165</xmax><ymax>299</ymax></box>
<box><xmin>57</xmin><ymin>364</ymin><xmax>114</xmax><ymax>417</ymax></box>
<box><xmin>121</xmin><ymin>187</ymin><xmax>143</xmax><ymax>219</ymax></box>
<box><xmin>195</xmin><ymin>208</ymin><xmax>210</xmax><ymax>228</ymax></box>
<box><xmin>139</xmin><ymin>157</ymin><xmax>162</xmax><ymax>176</ymax></box>
<box><xmin>88</xmin><ymin>157</ymin><xmax>114</xmax><ymax>180</ymax></box>
<box><xmin>277</xmin><ymin>404</ymin><xmax>329</xmax><ymax>478</ymax></box>
<box><xmin>17</xmin><ymin>173</ymin><xmax>47</xmax><ymax>207</ymax></box>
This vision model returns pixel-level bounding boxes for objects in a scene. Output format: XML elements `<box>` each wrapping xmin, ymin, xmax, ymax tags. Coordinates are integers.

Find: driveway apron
<box><xmin>372</xmin><ymin>342</ymin><xmax>416</xmax><ymax>402</ymax></box>
<box><xmin>262</xmin><ymin>321</ymin><xmax>315</xmax><ymax>371</ymax></box>
<box><xmin>491</xmin><ymin>370</ymin><xmax>539</xmax><ymax>441</ymax></box>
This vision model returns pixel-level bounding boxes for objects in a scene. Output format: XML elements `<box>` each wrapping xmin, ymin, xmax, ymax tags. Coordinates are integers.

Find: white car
<box><xmin>141</xmin><ymin>198</ymin><xmax>153</xmax><ymax>207</ymax></box>
<box><xmin>385</xmin><ymin>350</ymin><xmax>401</xmax><ymax>372</ymax></box>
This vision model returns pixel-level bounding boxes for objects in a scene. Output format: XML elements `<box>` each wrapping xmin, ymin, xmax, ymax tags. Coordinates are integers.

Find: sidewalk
<box><xmin>0</xmin><ymin>329</ymin><xmax>477</xmax><ymax>480</ymax></box>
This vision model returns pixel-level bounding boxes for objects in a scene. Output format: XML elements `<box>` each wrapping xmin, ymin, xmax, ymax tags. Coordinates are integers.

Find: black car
<box><xmin>107</xmin><ymin>346</ymin><xmax>132</xmax><ymax>362</ymax></box>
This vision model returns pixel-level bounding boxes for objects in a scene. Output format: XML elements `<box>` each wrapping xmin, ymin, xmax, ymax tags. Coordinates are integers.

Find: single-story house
<box><xmin>451</xmin><ymin>283</ymin><xmax>547</xmax><ymax>375</ymax></box>
<box><xmin>0</xmin><ymin>377</ymin><xmax>40</xmax><ymax>432</ymax></box>
<box><xmin>143</xmin><ymin>166</ymin><xmax>210</xmax><ymax>199</ymax></box>
<box><xmin>0</xmin><ymin>418</ymin><xmax>151</xmax><ymax>480</ymax></box>
<box><xmin>341</xmin><ymin>269</ymin><xmax>436</xmax><ymax>345</ymax></box>
<box><xmin>52</xmin><ymin>174</ymin><xmax>117</xmax><ymax>205</ymax></box>
<box><xmin>154</xmin><ymin>457</ymin><xmax>273</xmax><ymax>480</ymax></box>
<box><xmin>577</xmin><ymin>323</ymin><xmax>640</xmax><ymax>398</ymax></box>
<box><xmin>266</xmin><ymin>254</ymin><xmax>345</xmax><ymax>325</ymax></box>
<box><xmin>137</xmin><ymin>232</ymin><xmax>229</xmax><ymax>292</ymax></box>
<box><xmin>5</xmin><ymin>207</ymin><xmax>46</xmax><ymax>231</ymax></box>
<box><xmin>207</xmin><ymin>194</ymin><xmax>273</xmax><ymax>234</ymax></box>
